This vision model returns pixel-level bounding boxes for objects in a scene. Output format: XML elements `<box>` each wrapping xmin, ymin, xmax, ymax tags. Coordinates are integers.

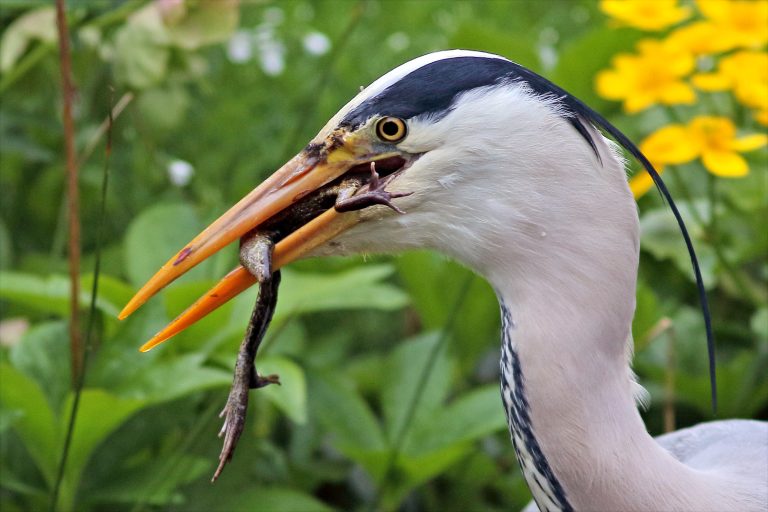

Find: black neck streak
<box><xmin>500</xmin><ymin>301</ymin><xmax>572</xmax><ymax>512</ymax></box>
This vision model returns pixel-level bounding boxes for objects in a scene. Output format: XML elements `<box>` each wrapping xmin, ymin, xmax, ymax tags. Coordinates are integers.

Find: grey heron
<box><xmin>120</xmin><ymin>50</ymin><xmax>768</xmax><ymax>511</ymax></box>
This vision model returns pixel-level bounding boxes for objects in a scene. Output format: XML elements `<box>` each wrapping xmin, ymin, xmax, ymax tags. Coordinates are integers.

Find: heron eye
<box><xmin>375</xmin><ymin>117</ymin><xmax>407</xmax><ymax>142</ymax></box>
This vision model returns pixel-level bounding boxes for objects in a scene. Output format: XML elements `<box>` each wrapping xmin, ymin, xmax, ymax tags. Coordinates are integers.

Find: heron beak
<box><xmin>119</xmin><ymin>130</ymin><xmax>407</xmax><ymax>351</ymax></box>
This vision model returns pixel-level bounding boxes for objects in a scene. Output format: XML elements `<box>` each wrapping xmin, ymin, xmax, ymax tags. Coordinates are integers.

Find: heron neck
<box><xmin>491</xmin><ymin>252</ymin><xmax>718</xmax><ymax>510</ymax></box>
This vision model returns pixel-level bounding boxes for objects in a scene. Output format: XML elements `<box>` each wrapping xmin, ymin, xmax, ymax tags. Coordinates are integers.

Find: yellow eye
<box><xmin>375</xmin><ymin>117</ymin><xmax>407</xmax><ymax>142</ymax></box>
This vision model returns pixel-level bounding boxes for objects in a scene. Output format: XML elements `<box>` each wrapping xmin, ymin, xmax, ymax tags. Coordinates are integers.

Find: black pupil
<box><xmin>382</xmin><ymin>120</ymin><xmax>400</xmax><ymax>137</ymax></box>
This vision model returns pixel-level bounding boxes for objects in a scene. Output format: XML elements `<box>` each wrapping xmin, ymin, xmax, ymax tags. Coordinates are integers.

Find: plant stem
<box><xmin>48</xmin><ymin>93</ymin><xmax>133</xmax><ymax>267</ymax></box>
<box><xmin>77</xmin><ymin>92</ymin><xmax>133</xmax><ymax>167</ymax></box>
<box><xmin>51</xmin><ymin>3</ymin><xmax>80</xmax><ymax>508</ymax></box>
<box><xmin>55</xmin><ymin>0</ymin><xmax>82</xmax><ymax>388</ymax></box>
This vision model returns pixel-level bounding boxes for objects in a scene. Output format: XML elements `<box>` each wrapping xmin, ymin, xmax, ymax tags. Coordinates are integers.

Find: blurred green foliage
<box><xmin>0</xmin><ymin>1</ymin><xmax>765</xmax><ymax>511</ymax></box>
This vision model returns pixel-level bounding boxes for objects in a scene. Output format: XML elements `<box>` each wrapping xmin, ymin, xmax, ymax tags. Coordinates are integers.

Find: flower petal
<box><xmin>640</xmin><ymin>125</ymin><xmax>700</xmax><ymax>164</ymax></box>
<box><xmin>668</xmin><ymin>21</ymin><xmax>734</xmax><ymax>55</ymax></box>
<box><xmin>692</xmin><ymin>72</ymin><xmax>731</xmax><ymax>91</ymax></box>
<box><xmin>734</xmin><ymin>80</ymin><xmax>768</xmax><ymax>110</ymax></box>
<box><xmin>697</xmin><ymin>0</ymin><xmax>728</xmax><ymax>22</ymax></box>
<box><xmin>689</xmin><ymin>115</ymin><xmax>737</xmax><ymax>143</ymax></box>
<box><xmin>624</xmin><ymin>93</ymin><xmax>655</xmax><ymax>114</ymax></box>
<box><xmin>601</xmin><ymin>0</ymin><xmax>691</xmax><ymax>31</ymax></box>
<box><xmin>660</xmin><ymin>82</ymin><xmax>697</xmax><ymax>105</ymax></box>
<box><xmin>701</xmin><ymin>150</ymin><xmax>749</xmax><ymax>177</ymax></box>
<box><xmin>595</xmin><ymin>70</ymin><xmax>631</xmax><ymax>99</ymax></box>
<box><xmin>731</xmin><ymin>134</ymin><xmax>768</xmax><ymax>152</ymax></box>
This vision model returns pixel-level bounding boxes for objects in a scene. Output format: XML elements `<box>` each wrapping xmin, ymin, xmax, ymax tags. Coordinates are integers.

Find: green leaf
<box><xmin>396</xmin><ymin>253</ymin><xmax>467</xmax><ymax>329</ymax></box>
<box><xmin>274</xmin><ymin>265</ymin><xmax>409</xmax><ymax>320</ymax></box>
<box><xmin>307</xmin><ymin>368</ymin><xmax>386</xmax><ymax>454</ymax></box>
<box><xmin>721</xmin><ymin>162</ymin><xmax>768</xmax><ymax>212</ymax></box>
<box><xmin>123</xmin><ymin>202</ymin><xmax>210</xmax><ymax>287</ymax></box>
<box><xmin>408</xmin><ymin>385</ymin><xmax>506</xmax><ymax>455</ymax></box>
<box><xmin>383</xmin><ymin>444</ymin><xmax>470</xmax><ymax>508</ymax></box>
<box><xmin>0</xmin><ymin>408</ymin><xmax>23</xmax><ymax>434</ymax></box>
<box><xmin>0</xmin><ymin>363</ymin><xmax>58</xmax><ymax>484</ymax></box>
<box><xmin>113</xmin><ymin>6</ymin><xmax>170</xmax><ymax>89</ymax></box>
<box><xmin>396</xmin><ymin>252</ymin><xmax>499</xmax><ymax>368</ymax></box>
<box><xmin>0</xmin><ymin>463</ymin><xmax>47</xmax><ymax>498</ymax></box>
<box><xmin>111</xmin><ymin>354</ymin><xmax>231</xmax><ymax>404</ymax></box>
<box><xmin>375</xmin><ymin>385</ymin><xmax>508</xmax><ymax>508</ymax></box>
<box><xmin>640</xmin><ymin>202</ymin><xmax>717</xmax><ymax>288</ymax></box>
<box><xmin>55</xmin><ymin>390</ymin><xmax>144</xmax><ymax>509</ymax></box>
<box><xmin>85</xmin><ymin>455</ymin><xmax>209</xmax><ymax>506</ymax></box>
<box><xmin>214</xmin><ymin>486</ymin><xmax>334</xmax><ymax>512</ymax></box>
<box><xmin>165</xmin><ymin>0</ymin><xmax>240</xmax><ymax>50</ymax></box>
<box><xmin>9</xmin><ymin>321</ymin><xmax>70</xmax><ymax>412</ymax></box>
<box><xmin>0</xmin><ymin>271</ymin><xmax>128</xmax><ymax>318</ymax></box>
<box><xmin>136</xmin><ymin>85</ymin><xmax>191</xmax><ymax>133</ymax></box>
<box><xmin>258</xmin><ymin>356</ymin><xmax>308</xmax><ymax>424</ymax></box>
<box><xmin>370</xmin><ymin>384</ymin><xmax>509</xmax><ymax>507</ymax></box>
<box><xmin>0</xmin><ymin>7</ymin><xmax>55</xmax><ymax>72</ymax></box>
<box><xmin>382</xmin><ymin>332</ymin><xmax>452</xmax><ymax>444</ymax></box>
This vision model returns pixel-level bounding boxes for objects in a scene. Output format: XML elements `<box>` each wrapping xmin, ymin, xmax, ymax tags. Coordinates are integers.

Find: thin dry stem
<box><xmin>55</xmin><ymin>0</ymin><xmax>81</xmax><ymax>385</ymax></box>
<box><xmin>78</xmin><ymin>92</ymin><xmax>133</xmax><ymax>167</ymax></box>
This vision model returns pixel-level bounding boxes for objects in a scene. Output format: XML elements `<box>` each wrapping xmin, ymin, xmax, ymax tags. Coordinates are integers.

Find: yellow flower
<box><xmin>693</xmin><ymin>51</ymin><xmax>768</xmax><ymax>120</ymax></box>
<box><xmin>689</xmin><ymin>116</ymin><xmax>767</xmax><ymax>177</ymax></box>
<box><xmin>601</xmin><ymin>0</ymin><xmax>691</xmax><ymax>31</ymax></box>
<box><xmin>631</xmin><ymin>117</ymin><xmax>767</xmax><ymax>196</ymax></box>
<box><xmin>666</xmin><ymin>21</ymin><xmax>734</xmax><ymax>55</ymax></box>
<box><xmin>596</xmin><ymin>39</ymin><xmax>696</xmax><ymax>113</ymax></box>
<box><xmin>630</xmin><ymin>125</ymin><xmax>696</xmax><ymax>197</ymax></box>
<box><xmin>697</xmin><ymin>0</ymin><xmax>768</xmax><ymax>49</ymax></box>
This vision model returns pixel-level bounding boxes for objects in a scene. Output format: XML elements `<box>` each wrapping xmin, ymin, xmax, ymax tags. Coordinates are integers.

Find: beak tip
<box><xmin>119</xmin><ymin>296</ymin><xmax>144</xmax><ymax>320</ymax></box>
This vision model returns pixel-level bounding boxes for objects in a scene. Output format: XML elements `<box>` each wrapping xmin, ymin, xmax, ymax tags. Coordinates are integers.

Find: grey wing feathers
<box><xmin>520</xmin><ymin>419</ymin><xmax>768</xmax><ymax>512</ymax></box>
<box><xmin>655</xmin><ymin>419</ymin><xmax>767</xmax><ymax>476</ymax></box>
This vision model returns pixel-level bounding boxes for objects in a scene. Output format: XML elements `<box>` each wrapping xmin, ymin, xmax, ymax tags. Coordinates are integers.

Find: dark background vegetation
<box><xmin>1</xmin><ymin>1</ymin><xmax>765</xmax><ymax>511</ymax></box>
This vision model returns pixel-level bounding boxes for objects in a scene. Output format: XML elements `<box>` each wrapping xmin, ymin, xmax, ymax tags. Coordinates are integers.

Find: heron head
<box><xmin>120</xmin><ymin>50</ymin><xmax>634</xmax><ymax>347</ymax></box>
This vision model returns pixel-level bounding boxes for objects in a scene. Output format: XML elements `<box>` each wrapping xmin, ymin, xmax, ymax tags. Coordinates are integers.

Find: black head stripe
<box><xmin>341</xmin><ymin>56</ymin><xmax>599</xmax><ymax>157</ymax></box>
<box><xmin>342</xmin><ymin>57</ymin><xmax>515</xmax><ymax>127</ymax></box>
